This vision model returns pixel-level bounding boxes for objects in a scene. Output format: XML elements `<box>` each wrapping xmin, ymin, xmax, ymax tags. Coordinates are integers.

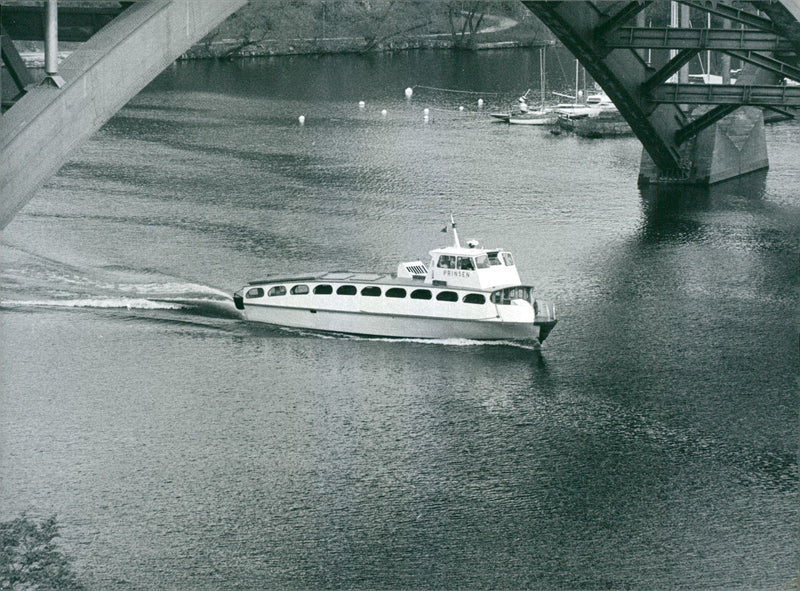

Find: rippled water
<box><xmin>1</xmin><ymin>50</ymin><xmax>798</xmax><ymax>589</ymax></box>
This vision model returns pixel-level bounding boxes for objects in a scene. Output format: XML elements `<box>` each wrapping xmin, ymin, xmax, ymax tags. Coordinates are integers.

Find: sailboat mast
<box><xmin>540</xmin><ymin>47</ymin><xmax>546</xmax><ymax>110</ymax></box>
<box><xmin>574</xmin><ymin>58</ymin><xmax>579</xmax><ymax>103</ymax></box>
<box><xmin>707</xmin><ymin>12</ymin><xmax>711</xmax><ymax>79</ymax></box>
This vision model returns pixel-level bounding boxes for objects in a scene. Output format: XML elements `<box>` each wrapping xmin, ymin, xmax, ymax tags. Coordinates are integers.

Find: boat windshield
<box><xmin>437</xmin><ymin>255</ymin><xmax>455</xmax><ymax>269</ymax></box>
<box><xmin>474</xmin><ymin>254</ymin><xmax>490</xmax><ymax>269</ymax></box>
<box><xmin>457</xmin><ymin>257</ymin><xmax>475</xmax><ymax>271</ymax></box>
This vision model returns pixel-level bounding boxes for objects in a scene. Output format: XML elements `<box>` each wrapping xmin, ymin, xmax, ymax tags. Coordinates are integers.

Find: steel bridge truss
<box><xmin>522</xmin><ymin>0</ymin><xmax>800</xmax><ymax>176</ymax></box>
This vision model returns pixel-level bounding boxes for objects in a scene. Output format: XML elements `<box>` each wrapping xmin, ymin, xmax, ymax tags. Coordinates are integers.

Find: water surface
<box><xmin>1</xmin><ymin>50</ymin><xmax>797</xmax><ymax>590</ymax></box>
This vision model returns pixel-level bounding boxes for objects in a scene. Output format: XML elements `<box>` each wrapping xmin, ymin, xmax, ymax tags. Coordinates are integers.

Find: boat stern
<box><xmin>233</xmin><ymin>289</ymin><xmax>245</xmax><ymax>311</ymax></box>
<box><xmin>533</xmin><ymin>299</ymin><xmax>557</xmax><ymax>343</ymax></box>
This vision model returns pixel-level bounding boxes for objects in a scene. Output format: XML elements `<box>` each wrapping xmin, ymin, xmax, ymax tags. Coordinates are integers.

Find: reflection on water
<box><xmin>640</xmin><ymin>170</ymin><xmax>768</xmax><ymax>230</ymax></box>
<box><xmin>1</xmin><ymin>50</ymin><xmax>797</xmax><ymax>590</ymax></box>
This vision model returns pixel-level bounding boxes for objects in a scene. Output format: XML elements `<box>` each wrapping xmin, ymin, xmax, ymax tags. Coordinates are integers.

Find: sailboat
<box><xmin>552</xmin><ymin>59</ymin><xmax>608</xmax><ymax>118</ymax></box>
<box><xmin>490</xmin><ymin>47</ymin><xmax>557</xmax><ymax>125</ymax></box>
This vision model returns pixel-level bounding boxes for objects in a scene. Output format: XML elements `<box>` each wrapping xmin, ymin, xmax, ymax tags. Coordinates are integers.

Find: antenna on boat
<box><xmin>450</xmin><ymin>214</ymin><xmax>461</xmax><ymax>248</ymax></box>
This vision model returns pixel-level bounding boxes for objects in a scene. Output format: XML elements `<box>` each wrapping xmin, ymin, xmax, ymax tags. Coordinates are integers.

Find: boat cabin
<box><xmin>424</xmin><ymin>243</ymin><xmax>522</xmax><ymax>290</ymax></box>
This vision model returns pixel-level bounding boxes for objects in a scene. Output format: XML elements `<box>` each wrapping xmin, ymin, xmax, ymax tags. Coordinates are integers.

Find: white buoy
<box><xmin>359</xmin><ymin>101</ymin><xmax>365</xmax><ymax>108</ymax></box>
<box><xmin>423</xmin><ymin>108</ymin><xmax>430</xmax><ymax>115</ymax></box>
<box><xmin>298</xmin><ymin>115</ymin><xmax>305</xmax><ymax>124</ymax></box>
<box><xmin>381</xmin><ymin>109</ymin><xmax>387</xmax><ymax>116</ymax></box>
<box><xmin>459</xmin><ymin>106</ymin><xmax>464</xmax><ymax>111</ymax></box>
<box><xmin>477</xmin><ymin>98</ymin><xmax>484</xmax><ymax>107</ymax></box>
<box><xmin>405</xmin><ymin>87</ymin><xmax>413</xmax><ymax>98</ymax></box>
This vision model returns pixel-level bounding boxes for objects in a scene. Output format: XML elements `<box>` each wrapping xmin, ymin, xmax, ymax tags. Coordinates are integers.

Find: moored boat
<box><xmin>233</xmin><ymin>219</ymin><xmax>557</xmax><ymax>343</ymax></box>
<box><xmin>490</xmin><ymin>48</ymin><xmax>556</xmax><ymax>126</ymax></box>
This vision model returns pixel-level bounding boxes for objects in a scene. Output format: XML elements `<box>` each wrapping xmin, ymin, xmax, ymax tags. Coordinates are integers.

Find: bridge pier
<box><xmin>638</xmin><ymin>106</ymin><xmax>769</xmax><ymax>185</ymax></box>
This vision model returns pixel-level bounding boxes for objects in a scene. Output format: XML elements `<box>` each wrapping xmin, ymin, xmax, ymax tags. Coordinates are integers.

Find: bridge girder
<box><xmin>521</xmin><ymin>0</ymin><xmax>800</xmax><ymax>178</ymax></box>
<box><xmin>675</xmin><ymin>0</ymin><xmax>790</xmax><ymax>37</ymax></box>
<box><xmin>605</xmin><ymin>27</ymin><xmax>796</xmax><ymax>53</ymax></box>
<box><xmin>652</xmin><ymin>83</ymin><xmax>800</xmax><ymax>105</ymax></box>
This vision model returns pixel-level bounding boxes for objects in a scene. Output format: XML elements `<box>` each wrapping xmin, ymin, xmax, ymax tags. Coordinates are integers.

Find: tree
<box><xmin>0</xmin><ymin>515</ymin><xmax>84</xmax><ymax>590</ymax></box>
<box><xmin>447</xmin><ymin>1</ymin><xmax>489</xmax><ymax>49</ymax></box>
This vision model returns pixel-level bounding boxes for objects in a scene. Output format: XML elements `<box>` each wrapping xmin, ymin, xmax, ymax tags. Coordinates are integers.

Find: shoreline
<box><xmin>19</xmin><ymin>37</ymin><xmax>555</xmax><ymax>69</ymax></box>
<box><xmin>181</xmin><ymin>36</ymin><xmax>553</xmax><ymax>60</ymax></box>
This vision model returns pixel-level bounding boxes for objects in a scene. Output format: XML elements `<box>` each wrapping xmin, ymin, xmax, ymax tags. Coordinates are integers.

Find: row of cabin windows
<box><xmin>436</xmin><ymin>252</ymin><xmax>514</xmax><ymax>271</ymax></box>
<box><xmin>245</xmin><ymin>285</ymin><xmax>487</xmax><ymax>305</ymax></box>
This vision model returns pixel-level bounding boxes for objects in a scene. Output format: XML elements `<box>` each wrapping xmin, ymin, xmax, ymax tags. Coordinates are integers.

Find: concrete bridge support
<box><xmin>0</xmin><ymin>0</ymin><xmax>246</xmax><ymax>229</ymax></box>
<box><xmin>639</xmin><ymin>106</ymin><xmax>769</xmax><ymax>184</ymax></box>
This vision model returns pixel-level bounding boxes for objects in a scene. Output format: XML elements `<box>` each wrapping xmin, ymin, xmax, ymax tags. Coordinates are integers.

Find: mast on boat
<box><xmin>450</xmin><ymin>214</ymin><xmax>460</xmax><ymax>248</ymax></box>
<box><xmin>539</xmin><ymin>47</ymin><xmax>546</xmax><ymax>110</ymax></box>
<box><xmin>575</xmin><ymin>58</ymin><xmax>579</xmax><ymax>103</ymax></box>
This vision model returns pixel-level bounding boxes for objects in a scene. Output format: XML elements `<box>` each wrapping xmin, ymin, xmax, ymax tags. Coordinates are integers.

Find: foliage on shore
<box><xmin>0</xmin><ymin>515</ymin><xmax>84</xmax><ymax>591</ymax></box>
<box><xmin>187</xmin><ymin>0</ymin><xmax>553</xmax><ymax>58</ymax></box>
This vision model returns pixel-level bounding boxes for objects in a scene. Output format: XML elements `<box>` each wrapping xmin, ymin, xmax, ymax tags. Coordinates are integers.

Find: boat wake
<box><xmin>1</xmin><ymin>297</ymin><xmax>186</xmax><ymax>310</ymax></box>
<box><xmin>0</xmin><ymin>245</ymin><xmax>240</xmax><ymax>320</ymax></box>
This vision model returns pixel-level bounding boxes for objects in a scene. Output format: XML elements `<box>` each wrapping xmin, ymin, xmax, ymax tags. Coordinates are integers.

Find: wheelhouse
<box><xmin>427</xmin><ymin>246</ymin><xmax>521</xmax><ymax>290</ymax></box>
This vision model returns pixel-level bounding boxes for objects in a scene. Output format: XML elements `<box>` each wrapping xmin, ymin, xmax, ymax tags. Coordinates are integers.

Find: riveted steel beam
<box><xmin>641</xmin><ymin>48</ymin><xmax>700</xmax><ymax>94</ymax></box>
<box><xmin>763</xmin><ymin>106</ymin><xmax>797</xmax><ymax>121</ymax></box>
<box><xmin>748</xmin><ymin>0</ymin><xmax>800</xmax><ymax>46</ymax></box>
<box><xmin>607</xmin><ymin>27</ymin><xmax>796</xmax><ymax>52</ymax></box>
<box><xmin>1</xmin><ymin>26</ymin><xmax>34</xmax><ymax>93</ymax></box>
<box><xmin>652</xmin><ymin>83</ymin><xmax>800</xmax><ymax>106</ymax></box>
<box><xmin>594</xmin><ymin>1</ymin><xmax>653</xmax><ymax>38</ymax></box>
<box><xmin>675</xmin><ymin>1</ymin><xmax>783</xmax><ymax>35</ymax></box>
<box><xmin>723</xmin><ymin>49</ymin><xmax>800</xmax><ymax>82</ymax></box>
<box><xmin>675</xmin><ymin>104</ymin><xmax>739</xmax><ymax>144</ymax></box>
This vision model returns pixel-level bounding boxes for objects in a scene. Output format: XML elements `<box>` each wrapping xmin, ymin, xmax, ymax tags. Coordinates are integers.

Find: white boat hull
<box><xmin>492</xmin><ymin>111</ymin><xmax>556</xmax><ymax>125</ymax></box>
<box><xmin>241</xmin><ymin>303</ymin><xmax>544</xmax><ymax>341</ymax></box>
<box><xmin>508</xmin><ymin>115</ymin><xmax>557</xmax><ymax>125</ymax></box>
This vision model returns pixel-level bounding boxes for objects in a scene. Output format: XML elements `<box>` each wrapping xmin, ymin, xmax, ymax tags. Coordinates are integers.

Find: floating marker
<box><xmin>298</xmin><ymin>115</ymin><xmax>305</xmax><ymax>124</ymax></box>
<box><xmin>359</xmin><ymin>101</ymin><xmax>365</xmax><ymax>108</ymax></box>
<box><xmin>477</xmin><ymin>98</ymin><xmax>484</xmax><ymax>107</ymax></box>
<box><xmin>381</xmin><ymin>109</ymin><xmax>387</xmax><ymax>116</ymax></box>
<box><xmin>423</xmin><ymin>108</ymin><xmax>430</xmax><ymax>115</ymax></box>
<box><xmin>405</xmin><ymin>87</ymin><xmax>413</xmax><ymax>98</ymax></box>
<box><xmin>459</xmin><ymin>106</ymin><xmax>464</xmax><ymax>111</ymax></box>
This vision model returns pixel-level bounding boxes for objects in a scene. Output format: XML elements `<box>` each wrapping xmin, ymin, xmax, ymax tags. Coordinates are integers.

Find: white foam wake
<box><xmin>114</xmin><ymin>282</ymin><xmax>231</xmax><ymax>299</ymax></box>
<box><xmin>2</xmin><ymin>298</ymin><xmax>186</xmax><ymax>310</ymax></box>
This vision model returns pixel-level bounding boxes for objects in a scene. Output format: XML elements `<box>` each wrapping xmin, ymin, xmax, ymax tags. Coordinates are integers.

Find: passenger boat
<box><xmin>233</xmin><ymin>219</ymin><xmax>557</xmax><ymax>343</ymax></box>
